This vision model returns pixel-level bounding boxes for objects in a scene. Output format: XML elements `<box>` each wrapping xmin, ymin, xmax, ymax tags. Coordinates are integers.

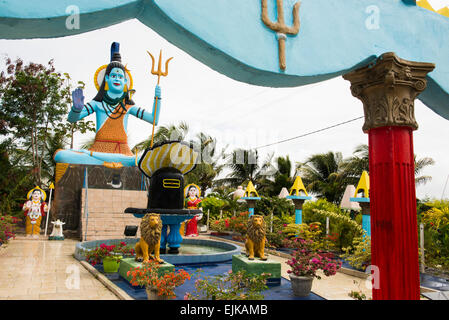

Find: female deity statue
<box><xmin>184</xmin><ymin>184</ymin><xmax>203</xmax><ymax>237</ymax></box>
<box><xmin>22</xmin><ymin>187</ymin><xmax>48</xmax><ymax>238</ymax></box>
<box><xmin>53</xmin><ymin>42</ymin><xmax>162</xmax><ymax>167</ymax></box>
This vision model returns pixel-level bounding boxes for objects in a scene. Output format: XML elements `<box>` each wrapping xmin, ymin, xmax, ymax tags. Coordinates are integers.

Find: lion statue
<box><xmin>245</xmin><ymin>215</ymin><xmax>267</xmax><ymax>261</ymax></box>
<box><xmin>135</xmin><ymin>213</ymin><xmax>164</xmax><ymax>264</ymax></box>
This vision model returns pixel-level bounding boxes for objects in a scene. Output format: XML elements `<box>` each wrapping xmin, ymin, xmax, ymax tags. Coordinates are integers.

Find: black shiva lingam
<box><xmin>125</xmin><ymin>141</ymin><xmax>201</xmax><ymax>254</ymax></box>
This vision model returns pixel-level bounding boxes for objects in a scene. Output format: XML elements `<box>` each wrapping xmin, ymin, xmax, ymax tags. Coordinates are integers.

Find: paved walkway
<box><xmin>0</xmin><ymin>238</ymin><xmax>118</xmax><ymax>300</ymax></box>
<box><xmin>0</xmin><ymin>235</ymin><xmax>374</xmax><ymax>300</ymax></box>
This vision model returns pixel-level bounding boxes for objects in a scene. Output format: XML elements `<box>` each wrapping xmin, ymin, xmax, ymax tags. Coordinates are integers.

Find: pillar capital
<box><xmin>343</xmin><ymin>52</ymin><xmax>435</xmax><ymax>132</ymax></box>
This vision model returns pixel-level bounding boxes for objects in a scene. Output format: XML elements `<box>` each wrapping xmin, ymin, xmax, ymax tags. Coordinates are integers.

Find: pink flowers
<box><xmin>85</xmin><ymin>241</ymin><xmax>134</xmax><ymax>266</ymax></box>
<box><xmin>286</xmin><ymin>248</ymin><xmax>342</xmax><ymax>279</ymax></box>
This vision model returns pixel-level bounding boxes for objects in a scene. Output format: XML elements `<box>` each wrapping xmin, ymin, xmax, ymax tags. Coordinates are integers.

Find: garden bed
<box><xmin>94</xmin><ymin>260</ymin><xmax>325</xmax><ymax>301</ymax></box>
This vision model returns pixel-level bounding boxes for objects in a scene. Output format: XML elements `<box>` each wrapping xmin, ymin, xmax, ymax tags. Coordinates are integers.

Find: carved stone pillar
<box><xmin>343</xmin><ymin>53</ymin><xmax>435</xmax><ymax>300</ymax></box>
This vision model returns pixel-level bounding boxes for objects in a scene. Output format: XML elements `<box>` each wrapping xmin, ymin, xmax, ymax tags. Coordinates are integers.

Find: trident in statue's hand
<box><xmin>148</xmin><ymin>50</ymin><xmax>173</xmax><ymax>85</ymax></box>
<box><xmin>147</xmin><ymin>50</ymin><xmax>173</xmax><ymax>148</ymax></box>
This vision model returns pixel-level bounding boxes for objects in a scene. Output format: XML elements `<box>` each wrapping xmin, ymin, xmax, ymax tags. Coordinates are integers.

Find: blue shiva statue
<box><xmin>54</xmin><ymin>42</ymin><xmax>161</xmax><ymax>167</ymax></box>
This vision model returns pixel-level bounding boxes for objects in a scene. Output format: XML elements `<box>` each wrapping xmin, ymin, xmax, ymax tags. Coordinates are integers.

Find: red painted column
<box><xmin>369</xmin><ymin>126</ymin><xmax>419</xmax><ymax>299</ymax></box>
<box><xmin>344</xmin><ymin>53</ymin><xmax>435</xmax><ymax>300</ymax></box>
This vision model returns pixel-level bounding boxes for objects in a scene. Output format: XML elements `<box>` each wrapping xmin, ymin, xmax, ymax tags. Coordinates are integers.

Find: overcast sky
<box><xmin>1</xmin><ymin>0</ymin><xmax>448</xmax><ymax>200</ymax></box>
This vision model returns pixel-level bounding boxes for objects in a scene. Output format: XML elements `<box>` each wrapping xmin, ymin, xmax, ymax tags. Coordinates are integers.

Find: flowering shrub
<box><xmin>286</xmin><ymin>238</ymin><xmax>341</xmax><ymax>279</ymax></box>
<box><xmin>341</xmin><ymin>233</ymin><xmax>371</xmax><ymax>271</ymax></box>
<box><xmin>210</xmin><ymin>211</ymin><xmax>250</xmax><ymax>235</ymax></box>
<box><xmin>421</xmin><ymin>201</ymin><xmax>449</xmax><ymax>269</ymax></box>
<box><xmin>282</xmin><ymin>222</ymin><xmax>338</xmax><ymax>252</ymax></box>
<box><xmin>127</xmin><ymin>260</ymin><xmax>190</xmax><ymax>299</ymax></box>
<box><xmin>266</xmin><ymin>230</ymin><xmax>286</xmax><ymax>248</ymax></box>
<box><xmin>85</xmin><ymin>242</ymin><xmax>135</xmax><ymax>266</ymax></box>
<box><xmin>227</xmin><ymin>212</ymin><xmax>249</xmax><ymax>235</ymax></box>
<box><xmin>0</xmin><ymin>214</ymin><xmax>20</xmax><ymax>245</ymax></box>
<box><xmin>185</xmin><ymin>270</ymin><xmax>270</xmax><ymax>300</ymax></box>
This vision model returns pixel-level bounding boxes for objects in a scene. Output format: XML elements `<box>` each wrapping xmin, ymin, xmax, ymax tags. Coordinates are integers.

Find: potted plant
<box><xmin>127</xmin><ymin>260</ymin><xmax>190</xmax><ymax>300</ymax></box>
<box><xmin>286</xmin><ymin>238</ymin><xmax>341</xmax><ymax>297</ymax></box>
<box><xmin>184</xmin><ymin>270</ymin><xmax>271</xmax><ymax>300</ymax></box>
<box><xmin>85</xmin><ymin>242</ymin><xmax>134</xmax><ymax>273</ymax></box>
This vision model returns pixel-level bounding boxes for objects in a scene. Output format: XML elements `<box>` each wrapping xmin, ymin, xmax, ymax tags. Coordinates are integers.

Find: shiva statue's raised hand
<box><xmin>72</xmin><ymin>88</ymin><xmax>85</xmax><ymax>113</ymax></box>
<box><xmin>155</xmin><ymin>85</ymin><xmax>161</xmax><ymax>99</ymax></box>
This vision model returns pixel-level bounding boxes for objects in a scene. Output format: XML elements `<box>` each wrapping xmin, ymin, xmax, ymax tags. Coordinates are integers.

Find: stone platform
<box><xmin>53</xmin><ymin>163</ymin><xmax>146</xmax><ymax>235</ymax></box>
<box><xmin>118</xmin><ymin>258</ymin><xmax>175</xmax><ymax>283</ymax></box>
<box><xmin>232</xmin><ymin>254</ymin><xmax>281</xmax><ymax>285</ymax></box>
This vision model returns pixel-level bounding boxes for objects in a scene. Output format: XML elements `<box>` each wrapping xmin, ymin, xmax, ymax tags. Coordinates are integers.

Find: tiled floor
<box><xmin>0</xmin><ymin>238</ymin><xmax>118</xmax><ymax>300</ymax></box>
<box><xmin>0</xmin><ymin>235</ymin><xmax>374</xmax><ymax>300</ymax></box>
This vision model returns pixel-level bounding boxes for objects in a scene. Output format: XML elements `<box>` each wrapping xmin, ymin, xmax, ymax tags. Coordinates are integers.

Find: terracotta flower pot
<box><xmin>146</xmin><ymin>286</ymin><xmax>169</xmax><ymax>300</ymax></box>
<box><xmin>289</xmin><ymin>274</ymin><xmax>314</xmax><ymax>297</ymax></box>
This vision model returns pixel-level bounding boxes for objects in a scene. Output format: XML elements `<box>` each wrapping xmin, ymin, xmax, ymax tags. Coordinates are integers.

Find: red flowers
<box><xmin>127</xmin><ymin>260</ymin><xmax>191</xmax><ymax>299</ymax></box>
<box><xmin>0</xmin><ymin>214</ymin><xmax>20</xmax><ymax>244</ymax></box>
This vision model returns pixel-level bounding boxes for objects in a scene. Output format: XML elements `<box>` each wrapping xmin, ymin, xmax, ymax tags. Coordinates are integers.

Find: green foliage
<box><xmin>265</xmin><ymin>231</ymin><xmax>285</xmax><ymax>249</ymax></box>
<box><xmin>0</xmin><ymin>58</ymin><xmax>71</xmax><ymax>185</ymax></box>
<box><xmin>297</xmin><ymin>151</ymin><xmax>347</xmax><ymax>204</ymax></box>
<box><xmin>201</xmin><ymin>196</ymin><xmax>226</xmax><ymax>215</ymax></box>
<box><xmin>303</xmin><ymin>199</ymin><xmax>363</xmax><ymax>250</ymax></box>
<box><xmin>0</xmin><ymin>214</ymin><xmax>20</xmax><ymax>245</ymax></box>
<box><xmin>0</xmin><ymin>141</ymin><xmax>35</xmax><ymax>216</ymax></box>
<box><xmin>210</xmin><ymin>211</ymin><xmax>250</xmax><ymax>235</ymax></box>
<box><xmin>281</xmin><ymin>222</ymin><xmax>338</xmax><ymax>252</ymax></box>
<box><xmin>185</xmin><ymin>269</ymin><xmax>270</xmax><ymax>300</ymax></box>
<box><xmin>270</xmin><ymin>212</ymin><xmax>295</xmax><ymax>234</ymax></box>
<box><xmin>254</xmin><ymin>196</ymin><xmax>294</xmax><ymax>217</ymax></box>
<box><xmin>341</xmin><ymin>233</ymin><xmax>371</xmax><ymax>271</ymax></box>
<box><xmin>348</xmin><ymin>290</ymin><xmax>367</xmax><ymax>300</ymax></box>
<box><xmin>421</xmin><ymin>200</ymin><xmax>449</xmax><ymax>269</ymax></box>
<box><xmin>0</xmin><ymin>57</ymin><xmax>94</xmax><ymax>204</ymax></box>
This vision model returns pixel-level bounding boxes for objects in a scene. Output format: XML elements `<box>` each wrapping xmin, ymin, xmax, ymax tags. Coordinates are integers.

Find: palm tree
<box><xmin>264</xmin><ymin>155</ymin><xmax>295</xmax><ymax>197</ymax></box>
<box><xmin>414</xmin><ymin>155</ymin><xmax>435</xmax><ymax>186</ymax></box>
<box><xmin>296</xmin><ymin>151</ymin><xmax>347</xmax><ymax>204</ymax></box>
<box><xmin>218</xmin><ymin>148</ymin><xmax>273</xmax><ymax>189</ymax></box>
<box><xmin>342</xmin><ymin>144</ymin><xmax>435</xmax><ymax>186</ymax></box>
<box><xmin>132</xmin><ymin>121</ymin><xmax>189</xmax><ymax>152</ymax></box>
<box><xmin>185</xmin><ymin>132</ymin><xmax>227</xmax><ymax>193</ymax></box>
<box><xmin>340</xmin><ymin>144</ymin><xmax>369</xmax><ymax>186</ymax></box>
<box><xmin>42</xmin><ymin>131</ymin><xmax>69</xmax><ymax>184</ymax></box>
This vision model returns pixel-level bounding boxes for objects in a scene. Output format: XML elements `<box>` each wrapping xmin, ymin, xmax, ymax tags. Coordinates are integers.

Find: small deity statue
<box><xmin>54</xmin><ymin>42</ymin><xmax>162</xmax><ymax>167</ymax></box>
<box><xmin>184</xmin><ymin>184</ymin><xmax>203</xmax><ymax>237</ymax></box>
<box><xmin>22</xmin><ymin>187</ymin><xmax>48</xmax><ymax>238</ymax></box>
<box><xmin>49</xmin><ymin>219</ymin><xmax>65</xmax><ymax>240</ymax></box>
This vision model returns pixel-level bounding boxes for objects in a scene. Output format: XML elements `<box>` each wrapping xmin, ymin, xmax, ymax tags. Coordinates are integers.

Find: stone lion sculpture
<box><xmin>135</xmin><ymin>213</ymin><xmax>164</xmax><ymax>264</ymax></box>
<box><xmin>245</xmin><ymin>215</ymin><xmax>267</xmax><ymax>261</ymax></box>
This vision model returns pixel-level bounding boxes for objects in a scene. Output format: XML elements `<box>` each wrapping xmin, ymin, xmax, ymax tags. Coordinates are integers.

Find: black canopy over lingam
<box><xmin>124</xmin><ymin>141</ymin><xmax>202</xmax><ymax>253</ymax></box>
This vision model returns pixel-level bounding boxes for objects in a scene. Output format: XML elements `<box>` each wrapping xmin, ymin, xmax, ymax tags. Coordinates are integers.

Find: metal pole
<box><xmin>270</xmin><ymin>211</ymin><xmax>273</xmax><ymax>233</ymax></box>
<box><xmin>326</xmin><ymin>217</ymin><xmax>330</xmax><ymax>236</ymax></box>
<box><xmin>442</xmin><ymin>174</ymin><xmax>449</xmax><ymax>200</ymax></box>
<box><xmin>420</xmin><ymin>223</ymin><xmax>425</xmax><ymax>274</ymax></box>
<box><xmin>44</xmin><ymin>187</ymin><xmax>54</xmax><ymax>237</ymax></box>
<box><xmin>207</xmin><ymin>209</ymin><xmax>210</xmax><ymax>231</ymax></box>
<box><xmin>83</xmin><ymin>168</ymin><xmax>89</xmax><ymax>241</ymax></box>
<box><xmin>220</xmin><ymin>209</ymin><xmax>222</xmax><ymax>220</ymax></box>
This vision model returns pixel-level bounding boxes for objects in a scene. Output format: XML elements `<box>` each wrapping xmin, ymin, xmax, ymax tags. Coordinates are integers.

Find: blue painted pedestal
<box><xmin>241</xmin><ymin>197</ymin><xmax>261</xmax><ymax>217</ymax></box>
<box><xmin>350</xmin><ymin>197</ymin><xmax>370</xmax><ymax>237</ymax></box>
<box><xmin>132</xmin><ymin>213</ymin><xmax>195</xmax><ymax>254</ymax></box>
<box><xmin>286</xmin><ymin>195</ymin><xmax>312</xmax><ymax>224</ymax></box>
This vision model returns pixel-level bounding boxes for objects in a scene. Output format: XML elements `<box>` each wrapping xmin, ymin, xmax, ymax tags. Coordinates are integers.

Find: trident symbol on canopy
<box><xmin>261</xmin><ymin>0</ymin><xmax>301</xmax><ymax>71</ymax></box>
<box><xmin>147</xmin><ymin>50</ymin><xmax>173</xmax><ymax>148</ymax></box>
